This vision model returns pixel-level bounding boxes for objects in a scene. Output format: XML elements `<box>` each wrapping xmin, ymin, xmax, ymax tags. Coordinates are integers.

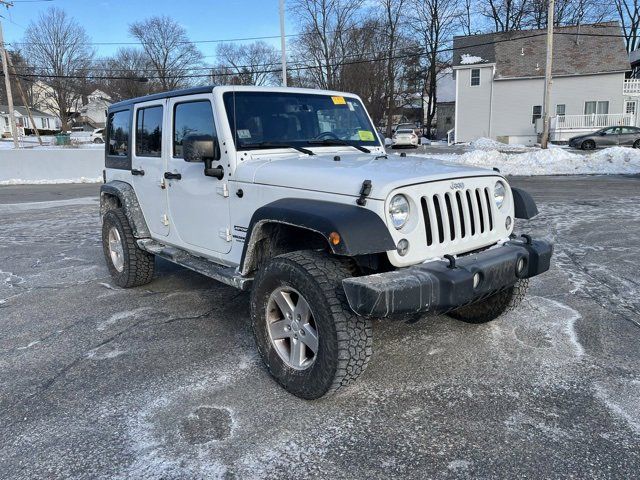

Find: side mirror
<box><xmin>183</xmin><ymin>134</ymin><xmax>224</xmax><ymax>179</ymax></box>
<box><xmin>599</xmin><ymin>132</ymin><xmax>606</xmax><ymax>136</ymax></box>
<box><xmin>183</xmin><ymin>134</ymin><xmax>218</xmax><ymax>162</ymax></box>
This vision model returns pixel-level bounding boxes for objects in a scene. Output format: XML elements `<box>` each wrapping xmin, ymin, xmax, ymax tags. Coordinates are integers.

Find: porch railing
<box><xmin>623</xmin><ymin>79</ymin><xmax>640</xmax><ymax>95</ymax></box>
<box><xmin>552</xmin><ymin>113</ymin><xmax>635</xmax><ymax>130</ymax></box>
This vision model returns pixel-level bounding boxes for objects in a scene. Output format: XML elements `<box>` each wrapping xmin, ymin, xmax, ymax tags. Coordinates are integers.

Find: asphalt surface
<box><xmin>1</xmin><ymin>176</ymin><xmax>639</xmax><ymax>479</ymax></box>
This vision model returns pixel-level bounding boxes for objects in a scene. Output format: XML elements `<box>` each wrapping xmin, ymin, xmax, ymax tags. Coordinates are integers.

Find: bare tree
<box><xmin>97</xmin><ymin>48</ymin><xmax>152</xmax><ymax>101</ymax></box>
<box><xmin>338</xmin><ymin>19</ymin><xmax>388</xmax><ymax>125</ymax></box>
<box><xmin>129</xmin><ymin>16</ymin><xmax>203</xmax><ymax>91</ymax></box>
<box><xmin>526</xmin><ymin>0</ymin><xmax>611</xmax><ymax>29</ymax></box>
<box><xmin>22</xmin><ymin>7</ymin><xmax>94</xmax><ymax>130</ymax></box>
<box><xmin>379</xmin><ymin>0</ymin><xmax>407</xmax><ymax>137</ymax></box>
<box><xmin>412</xmin><ymin>0</ymin><xmax>459</xmax><ymax>137</ymax></box>
<box><xmin>615</xmin><ymin>0</ymin><xmax>640</xmax><ymax>51</ymax></box>
<box><xmin>481</xmin><ymin>0</ymin><xmax>528</xmax><ymax>32</ymax></box>
<box><xmin>289</xmin><ymin>0</ymin><xmax>365</xmax><ymax>89</ymax></box>
<box><xmin>212</xmin><ymin>41</ymin><xmax>280</xmax><ymax>86</ymax></box>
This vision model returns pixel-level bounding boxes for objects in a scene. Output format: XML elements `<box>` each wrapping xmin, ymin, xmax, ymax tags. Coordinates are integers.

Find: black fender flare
<box><xmin>240</xmin><ymin>198</ymin><xmax>396</xmax><ymax>274</ymax></box>
<box><xmin>511</xmin><ymin>187</ymin><xmax>539</xmax><ymax>219</ymax></box>
<box><xmin>100</xmin><ymin>181</ymin><xmax>150</xmax><ymax>238</ymax></box>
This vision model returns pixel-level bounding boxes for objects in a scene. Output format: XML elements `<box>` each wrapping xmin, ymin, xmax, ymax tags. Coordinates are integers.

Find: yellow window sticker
<box><xmin>358</xmin><ymin>130</ymin><xmax>375</xmax><ymax>141</ymax></box>
<box><xmin>331</xmin><ymin>96</ymin><xmax>346</xmax><ymax>105</ymax></box>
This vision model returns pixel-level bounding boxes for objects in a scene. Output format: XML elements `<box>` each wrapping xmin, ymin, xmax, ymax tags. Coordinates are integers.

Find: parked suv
<box><xmin>100</xmin><ymin>86</ymin><xmax>552</xmax><ymax>399</ymax></box>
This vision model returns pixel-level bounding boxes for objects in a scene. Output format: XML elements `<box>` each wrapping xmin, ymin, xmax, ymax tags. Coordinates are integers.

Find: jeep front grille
<box><xmin>420</xmin><ymin>187</ymin><xmax>495</xmax><ymax>246</ymax></box>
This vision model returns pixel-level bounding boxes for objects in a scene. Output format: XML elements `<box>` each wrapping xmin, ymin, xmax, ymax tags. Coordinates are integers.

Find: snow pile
<box><xmin>0</xmin><ymin>176</ymin><xmax>102</xmax><ymax>186</ymax></box>
<box><xmin>460</xmin><ymin>54</ymin><xmax>486</xmax><ymax>65</ymax></box>
<box><xmin>414</xmin><ymin>146</ymin><xmax>640</xmax><ymax>175</ymax></box>
<box><xmin>470</xmin><ymin>137</ymin><xmax>532</xmax><ymax>152</ymax></box>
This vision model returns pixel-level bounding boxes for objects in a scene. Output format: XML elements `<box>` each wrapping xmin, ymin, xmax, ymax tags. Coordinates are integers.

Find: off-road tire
<box><xmin>448</xmin><ymin>279</ymin><xmax>529</xmax><ymax>324</ymax></box>
<box><xmin>101</xmin><ymin>208</ymin><xmax>155</xmax><ymax>288</ymax></box>
<box><xmin>581</xmin><ymin>139</ymin><xmax>596</xmax><ymax>151</ymax></box>
<box><xmin>251</xmin><ymin>251</ymin><xmax>372</xmax><ymax>399</ymax></box>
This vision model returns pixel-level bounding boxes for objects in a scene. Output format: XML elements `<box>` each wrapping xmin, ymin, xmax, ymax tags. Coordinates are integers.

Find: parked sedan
<box><xmin>568</xmin><ymin>126</ymin><xmax>640</xmax><ymax>150</ymax></box>
<box><xmin>392</xmin><ymin>128</ymin><xmax>419</xmax><ymax>148</ymax></box>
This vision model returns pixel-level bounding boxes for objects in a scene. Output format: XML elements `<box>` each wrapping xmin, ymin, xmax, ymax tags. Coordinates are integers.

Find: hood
<box><xmin>234</xmin><ymin>151</ymin><xmax>500</xmax><ymax>200</ymax></box>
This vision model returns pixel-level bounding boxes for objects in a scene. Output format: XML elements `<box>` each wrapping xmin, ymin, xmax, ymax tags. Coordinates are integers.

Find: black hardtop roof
<box><xmin>108</xmin><ymin>86</ymin><xmax>215</xmax><ymax>111</ymax></box>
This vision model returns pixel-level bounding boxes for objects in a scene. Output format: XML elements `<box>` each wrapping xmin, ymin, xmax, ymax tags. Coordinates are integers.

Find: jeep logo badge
<box><xmin>450</xmin><ymin>182</ymin><xmax>465</xmax><ymax>190</ymax></box>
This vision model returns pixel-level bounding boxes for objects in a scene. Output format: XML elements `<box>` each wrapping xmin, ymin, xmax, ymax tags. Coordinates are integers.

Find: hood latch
<box><xmin>356</xmin><ymin>180</ymin><xmax>372</xmax><ymax>206</ymax></box>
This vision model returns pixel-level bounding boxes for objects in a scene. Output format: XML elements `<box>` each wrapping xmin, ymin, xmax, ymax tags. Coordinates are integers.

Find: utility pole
<box><xmin>540</xmin><ymin>0</ymin><xmax>555</xmax><ymax>149</ymax></box>
<box><xmin>279</xmin><ymin>0</ymin><xmax>287</xmax><ymax>87</ymax></box>
<box><xmin>9</xmin><ymin>56</ymin><xmax>42</xmax><ymax>145</ymax></box>
<box><xmin>0</xmin><ymin>1</ymin><xmax>19</xmax><ymax>148</ymax></box>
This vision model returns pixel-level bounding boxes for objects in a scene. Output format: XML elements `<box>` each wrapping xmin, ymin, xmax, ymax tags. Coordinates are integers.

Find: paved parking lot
<box><xmin>1</xmin><ymin>176</ymin><xmax>639</xmax><ymax>479</ymax></box>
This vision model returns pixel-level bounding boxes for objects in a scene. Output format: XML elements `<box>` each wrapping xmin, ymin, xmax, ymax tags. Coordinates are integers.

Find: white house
<box><xmin>71</xmin><ymin>89</ymin><xmax>112</xmax><ymax>129</ymax></box>
<box><xmin>0</xmin><ymin>106</ymin><xmax>59</xmax><ymax>136</ymax></box>
<box><xmin>452</xmin><ymin>22</ymin><xmax>633</xmax><ymax>144</ymax></box>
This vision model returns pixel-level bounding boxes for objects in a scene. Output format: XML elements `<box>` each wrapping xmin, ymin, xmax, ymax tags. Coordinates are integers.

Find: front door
<box><xmin>625</xmin><ymin>100</ymin><xmax>637</xmax><ymax>125</ymax></box>
<box><xmin>166</xmin><ymin>95</ymin><xmax>232</xmax><ymax>255</ymax></box>
<box><xmin>598</xmin><ymin>127</ymin><xmax>620</xmax><ymax>146</ymax></box>
<box><xmin>131</xmin><ymin>100</ymin><xmax>169</xmax><ymax>237</ymax></box>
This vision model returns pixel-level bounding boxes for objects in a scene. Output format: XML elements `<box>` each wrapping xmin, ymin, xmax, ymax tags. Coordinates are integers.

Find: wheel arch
<box><xmin>100</xmin><ymin>181</ymin><xmax>150</xmax><ymax>238</ymax></box>
<box><xmin>240</xmin><ymin>198</ymin><xmax>396</xmax><ymax>276</ymax></box>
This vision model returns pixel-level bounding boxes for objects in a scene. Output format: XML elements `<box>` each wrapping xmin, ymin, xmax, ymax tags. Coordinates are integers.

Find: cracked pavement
<box><xmin>0</xmin><ymin>177</ymin><xmax>639</xmax><ymax>479</ymax></box>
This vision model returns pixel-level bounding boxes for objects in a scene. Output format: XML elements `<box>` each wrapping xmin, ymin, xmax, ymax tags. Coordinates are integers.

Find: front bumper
<box><xmin>342</xmin><ymin>237</ymin><xmax>553</xmax><ymax>318</ymax></box>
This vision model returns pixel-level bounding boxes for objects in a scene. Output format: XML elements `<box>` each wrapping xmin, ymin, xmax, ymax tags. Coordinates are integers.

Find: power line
<box><xmin>11</xmin><ymin>27</ymin><xmax>626</xmax><ymax>79</ymax></box>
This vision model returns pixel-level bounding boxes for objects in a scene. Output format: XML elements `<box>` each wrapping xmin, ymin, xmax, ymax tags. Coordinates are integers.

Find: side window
<box><xmin>173</xmin><ymin>100</ymin><xmax>218</xmax><ymax>159</ymax></box>
<box><xmin>136</xmin><ymin>105</ymin><xmax>163</xmax><ymax>157</ymax></box>
<box><xmin>470</xmin><ymin>69</ymin><xmax>480</xmax><ymax>86</ymax></box>
<box><xmin>532</xmin><ymin>105</ymin><xmax>542</xmax><ymax>124</ymax></box>
<box><xmin>107</xmin><ymin>110</ymin><xmax>130</xmax><ymax>157</ymax></box>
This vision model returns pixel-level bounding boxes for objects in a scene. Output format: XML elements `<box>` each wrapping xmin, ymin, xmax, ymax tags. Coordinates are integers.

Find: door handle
<box><xmin>164</xmin><ymin>172</ymin><xmax>182</xmax><ymax>180</ymax></box>
<box><xmin>131</xmin><ymin>168</ymin><xmax>145</xmax><ymax>176</ymax></box>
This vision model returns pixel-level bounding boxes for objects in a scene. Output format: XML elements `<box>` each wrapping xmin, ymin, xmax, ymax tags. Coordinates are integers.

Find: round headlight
<box><xmin>494</xmin><ymin>181</ymin><xmax>506</xmax><ymax>209</ymax></box>
<box><xmin>389</xmin><ymin>194</ymin><xmax>410</xmax><ymax>230</ymax></box>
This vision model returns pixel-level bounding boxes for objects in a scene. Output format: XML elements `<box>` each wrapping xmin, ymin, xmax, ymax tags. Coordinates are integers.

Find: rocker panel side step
<box><xmin>137</xmin><ymin>239</ymin><xmax>252</xmax><ymax>290</ymax></box>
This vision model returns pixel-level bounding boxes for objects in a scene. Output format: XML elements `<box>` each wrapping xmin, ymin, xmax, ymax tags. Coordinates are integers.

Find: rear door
<box><xmin>165</xmin><ymin>95</ymin><xmax>232</xmax><ymax>255</ymax></box>
<box><xmin>617</xmin><ymin>126</ymin><xmax>640</xmax><ymax>146</ymax></box>
<box><xmin>131</xmin><ymin>99</ymin><xmax>170</xmax><ymax>237</ymax></box>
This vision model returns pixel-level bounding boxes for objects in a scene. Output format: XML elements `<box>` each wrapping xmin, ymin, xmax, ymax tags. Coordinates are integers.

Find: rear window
<box><xmin>136</xmin><ymin>106</ymin><xmax>163</xmax><ymax>157</ymax></box>
<box><xmin>107</xmin><ymin>110</ymin><xmax>130</xmax><ymax>157</ymax></box>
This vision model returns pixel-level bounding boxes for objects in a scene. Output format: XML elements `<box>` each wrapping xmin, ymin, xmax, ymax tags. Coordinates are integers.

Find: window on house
<box><xmin>532</xmin><ymin>105</ymin><xmax>542</xmax><ymax>124</ymax></box>
<box><xmin>470</xmin><ymin>69</ymin><xmax>480</xmax><ymax>86</ymax></box>
<box><xmin>107</xmin><ymin>110</ymin><xmax>130</xmax><ymax>157</ymax></box>
<box><xmin>135</xmin><ymin>105</ymin><xmax>163</xmax><ymax>157</ymax></box>
<box><xmin>584</xmin><ymin>101</ymin><xmax>609</xmax><ymax>115</ymax></box>
<box><xmin>40</xmin><ymin>118</ymin><xmax>47</xmax><ymax>129</ymax></box>
<box><xmin>556</xmin><ymin>104</ymin><xmax>566</xmax><ymax>116</ymax></box>
<box><xmin>173</xmin><ymin>100</ymin><xmax>218</xmax><ymax>159</ymax></box>
<box><xmin>625</xmin><ymin>101</ymin><xmax>637</xmax><ymax>115</ymax></box>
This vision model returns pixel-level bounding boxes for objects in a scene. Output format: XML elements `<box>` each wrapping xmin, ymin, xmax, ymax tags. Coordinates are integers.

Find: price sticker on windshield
<box><xmin>331</xmin><ymin>96</ymin><xmax>346</xmax><ymax>105</ymax></box>
<box><xmin>358</xmin><ymin>130</ymin><xmax>375</xmax><ymax>141</ymax></box>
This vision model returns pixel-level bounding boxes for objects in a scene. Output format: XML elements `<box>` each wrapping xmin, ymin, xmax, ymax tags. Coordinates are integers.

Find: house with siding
<box><xmin>452</xmin><ymin>22</ymin><xmax>634</xmax><ymax>144</ymax></box>
<box><xmin>0</xmin><ymin>106</ymin><xmax>59</xmax><ymax>137</ymax></box>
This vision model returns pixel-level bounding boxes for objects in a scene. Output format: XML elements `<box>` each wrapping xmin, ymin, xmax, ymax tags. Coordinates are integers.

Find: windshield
<box><xmin>223</xmin><ymin>91</ymin><xmax>380</xmax><ymax>150</ymax></box>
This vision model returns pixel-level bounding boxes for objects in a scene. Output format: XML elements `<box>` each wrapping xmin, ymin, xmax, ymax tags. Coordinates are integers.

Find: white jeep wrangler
<box><xmin>100</xmin><ymin>86</ymin><xmax>552</xmax><ymax>399</ymax></box>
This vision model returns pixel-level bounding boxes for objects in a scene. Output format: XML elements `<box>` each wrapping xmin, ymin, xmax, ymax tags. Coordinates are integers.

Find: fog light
<box><xmin>397</xmin><ymin>239</ymin><xmax>409</xmax><ymax>256</ymax></box>
<box><xmin>517</xmin><ymin>257</ymin><xmax>527</xmax><ymax>275</ymax></box>
<box><xmin>473</xmin><ymin>272</ymin><xmax>482</xmax><ymax>289</ymax></box>
<box><xmin>505</xmin><ymin>216</ymin><xmax>512</xmax><ymax>230</ymax></box>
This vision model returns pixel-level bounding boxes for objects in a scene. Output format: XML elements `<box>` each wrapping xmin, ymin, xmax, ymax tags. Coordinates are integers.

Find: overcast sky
<box><xmin>2</xmin><ymin>0</ymin><xmax>289</xmax><ymax>60</ymax></box>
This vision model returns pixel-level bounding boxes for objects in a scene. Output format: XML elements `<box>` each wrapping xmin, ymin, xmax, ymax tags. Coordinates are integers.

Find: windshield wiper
<box><xmin>306</xmin><ymin>139</ymin><xmax>371</xmax><ymax>153</ymax></box>
<box><xmin>241</xmin><ymin>142</ymin><xmax>315</xmax><ymax>156</ymax></box>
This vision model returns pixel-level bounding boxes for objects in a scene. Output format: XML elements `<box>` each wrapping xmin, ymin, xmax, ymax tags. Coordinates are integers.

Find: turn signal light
<box><xmin>329</xmin><ymin>231</ymin><xmax>341</xmax><ymax>245</ymax></box>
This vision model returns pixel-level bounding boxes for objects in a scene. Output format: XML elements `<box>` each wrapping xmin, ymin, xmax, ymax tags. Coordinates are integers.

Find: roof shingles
<box><xmin>453</xmin><ymin>22</ymin><xmax>630</xmax><ymax>79</ymax></box>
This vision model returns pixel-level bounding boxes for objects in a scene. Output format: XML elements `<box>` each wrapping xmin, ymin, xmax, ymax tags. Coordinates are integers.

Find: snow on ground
<box><xmin>469</xmin><ymin>137</ymin><xmax>533</xmax><ymax>152</ymax></box>
<box><xmin>0</xmin><ymin>177</ymin><xmax>102</xmax><ymax>186</ymax></box>
<box><xmin>412</xmin><ymin>143</ymin><xmax>640</xmax><ymax>176</ymax></box>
